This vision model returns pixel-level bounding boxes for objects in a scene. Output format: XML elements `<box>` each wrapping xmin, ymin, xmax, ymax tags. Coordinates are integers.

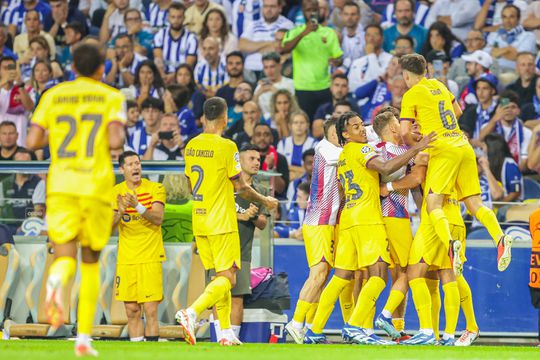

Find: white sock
<box><xmin>420</xmin><ymin>328</ymin><xmax>434</xmax><ymax>335</ymax></box>
<box><xmin>364</xmin><ymin>328</ymin><xmax>374</xmax><ymax>336</ymax></box>
<box><xmin>442</xmin><ymin>332</ymin><xmax>454</xmax><ymax>340</ymax></box>
<box><xmin>186</xmin><ymin>307</ymin><xmax>197</xmax><ymax>320</ymax></box>
<box><xmin>291</xmin><ymin>320</ymin><xmax>303</xmax><ymax>330</ymax></box>
<box><xmin>381</xmin><ymin>309</ymin><xmax>392</xmax><ymax>318</ymax></box>
<box><xmin>232</xmin><ymin>325</ymin><xmax>241</xmax><ymax>339</ymax></box>
<box><xmin>222</xmin><ymin>328</ymin><xmax>235</xmax><ymax>341</ymax></box>
<box><xmin>130</xmin><ymin>336</ymin><xmax>144</xmax><ymax>342</ymax></box>
<box><xmin>213</xmin><ymin>320</ymin><xmax>222</xmax><ymax>341</ymax></box>
<box><xmin>76</xmin><ymin>334</ymin><xmax>91</xmax><ymax>345</ymax></box>
<box><xmin>305</xmin><ymin>323</ymin><xmax>313</xmax><ymax>330</ymax></box>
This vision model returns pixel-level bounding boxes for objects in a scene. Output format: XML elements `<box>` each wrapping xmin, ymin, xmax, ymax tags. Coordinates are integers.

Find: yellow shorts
<box><xmin>302</xmin><ymin>224</ymin><xmax>336</xmax><ymax>267</ymax></box>
<box><xmin>195</xmin><ymin>231</ymin><xmax>241</xmax><ymax>272</ymax></box>
<box><xmin>115</xmin><ymin>262</ymin><xmax>163</xmax><ymax>303</ymax></box>
<box><xmin>425</xmin><ymin>145</ymin><xmax>481</xmax><ymax>200</ymax></box>
<box><xmin>383</xmin><ymin>217</ymin><xmax>413</xmax><ymax>268</ymax></box>
<box><xmin>334</xmin><ymin>224</ymin><xmax>391</xmax><ymax>271</ymax></box>
<box><xmin>47</xmin><ymin>195</ymin><xmax>113</xmax><ymax>251</ymax></box>
<box><xmin>409</xmin><ymin>222</ymin><xmax>466</xmax><ymax>270</ymax></box>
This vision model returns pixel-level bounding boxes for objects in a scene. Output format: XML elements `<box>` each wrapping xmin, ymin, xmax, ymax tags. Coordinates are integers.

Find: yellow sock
<box><xmin>392</xmin><ymin>318</ymin><xmax>405</xmax><ymax>332</ymax></box>
<box><xmin>425</xmin><ymin>279</ymin><xmax>441</xmax><ymax>339</ymax></box>
<box><xmin>215</xmin><ymin>289</ymin><xmax>232</xmax><ymax>330</ymax></box>
<box><xmin>383</xmin><ymin>290</ymin><xmax>405</xmax><ymax>315</ymax></box>
<box><xmin>312</xmin><ymin>276</ymin><xmax>349</xmax><ymax>334</ymax></box>
<box><xmin>475</xmin><ymin>206</ymin><xmax>504</xmax><ymax>246</ymax></box>
<box><xmin>442</xmin><ymin>281</ymin><xmax>460</xmax><ymax>336</ymax></box>
<box><xmin>409</xmin><ymin>278</ymin><xmax>432</xmax><ymax>330</ymax></box>
<box><xmin>191</xmin><ymin>276</ymin><xmax>231</xmax><ymax>316</ymax></box>
<box><xmin>348</xmin><ymin>276</ymin><xmax>386</xmax><ymax>328</ymax></box>
<box><xmin>362</xmin><ymin>304</ymin><xmax>376</xmax><ymax>329</ymax></box>
<box><xmin>77</xmin><ymin>262</ymin><xmax>100</xmax><ymax>335</ymax></box>
<box><xmin>292</xmin><ymin>300</ymin><xmax>312</xmax><ymax>324</ymax></box>
<box><xmin>457</xmin><ymin>276</ymin><xmax>479</xmax><ymax>332</ymax></box>
<box><xmin>305</xmin><ymin>303</ymin><xmax>318</xmax><ymax>325</ymax></box>
<box><xmin>429</xmin><ymin>208</ymin><xmax>452</xmax><ymax>250</ymax></box>
<box><xmin>339</xmin><ymin>279</ymin><xmax>355</xmax><ymax>323</ymax></box>
<box><xmin>49</xmin><ymin>256</ymin><xmax>77</xmax><ymax>286</ymax></box>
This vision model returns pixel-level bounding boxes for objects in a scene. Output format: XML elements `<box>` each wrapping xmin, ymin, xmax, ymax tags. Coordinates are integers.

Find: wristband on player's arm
<box><xmin>386</xmin><ymin>182</ymin><xmax>394</xmax><ymax>192</ymax></box>
<box><xmin>135</xmin><ymin>203</ymin><xmax>147</xmax><ymax>215</ymax></box>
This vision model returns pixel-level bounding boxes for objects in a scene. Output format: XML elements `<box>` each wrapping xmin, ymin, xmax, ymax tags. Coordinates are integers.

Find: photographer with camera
<box><xmin>143</xmin><ymin>113</ymin><xmax>184</xmax><ymax>161</ymax></box>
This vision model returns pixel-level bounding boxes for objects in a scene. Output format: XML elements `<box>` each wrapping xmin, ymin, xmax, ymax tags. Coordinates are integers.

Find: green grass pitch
<box><xmin>0</xmin><ymin>340</ymin><xmax>537</xmax><ymax>360</ymax></box>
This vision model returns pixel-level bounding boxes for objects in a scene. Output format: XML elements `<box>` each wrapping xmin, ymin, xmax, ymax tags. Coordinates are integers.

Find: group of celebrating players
<box><xmin>285</xmin><ymin>53</ymin><xmax>514</xmax><ymax>346</ymax></box>
<box><xmin>30</xmin><ymin>40</ymin><xmax>514</xmax><ymax>356</ymax></box>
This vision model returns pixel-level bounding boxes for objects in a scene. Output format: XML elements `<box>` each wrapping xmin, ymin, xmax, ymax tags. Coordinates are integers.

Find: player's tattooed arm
<box><xmin>233</xmin><ymin>176</ymin><xmax>279</xmax><ymax>210</ymax></box>
<box><xmin>368</xmin><ymin>132</ymin><xmax>435</xmax><ymax>176</ymax></box>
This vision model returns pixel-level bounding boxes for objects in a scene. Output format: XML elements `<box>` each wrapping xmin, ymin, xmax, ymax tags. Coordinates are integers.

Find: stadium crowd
<box><xmin>0</xmin><ymin>0</ymin><xmax>539</xmax><ymax>235</ymax></box>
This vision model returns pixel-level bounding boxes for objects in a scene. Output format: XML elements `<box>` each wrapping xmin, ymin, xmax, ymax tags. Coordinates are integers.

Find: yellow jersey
<box><xmin>337</xmin><ymin>142</ymin><xmax>384</xmax><ymax>229</ymax></box>
<box><xmin>113</xmin><ymin>179</ymin><xmax>167</xmax><ymax>264</ymax></box>
<box><xmin>444</xmin><ymin>191</ymin><xmax>464</xmax><ymax>227</ymax></box>
<box><xmin>400</xmin><ymin>78</ymin><xmax>468</xmax><ymax>152</ymax></box>
<box><xmin>32</xmin><ymin>77</ymin><xmax>126</xmax><ymax>204</ymax></box>
<box><xmin>184</xmin><ymin>133</ymin><xmax>241</xmax><ymax>236</ymax></box>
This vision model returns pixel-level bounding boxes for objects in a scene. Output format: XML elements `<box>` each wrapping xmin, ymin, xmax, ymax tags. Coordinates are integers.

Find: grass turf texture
<box><xmin>0</xmin><ymin>340</ymin><xmax>536</xmax><ymax>360</ymax></box>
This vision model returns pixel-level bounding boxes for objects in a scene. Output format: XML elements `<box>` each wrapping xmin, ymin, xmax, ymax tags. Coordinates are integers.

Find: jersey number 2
<box><xmin>438</xmin><ymin>100</ymin><xmax>457</xmax><ymax>130</ymax></box>
<box><xmin>191</xmin><ymin>165</ymin><xmax>204</xmax><ymax>201</ymax></box>
<box><xmin>57</xmin><ymin>114</ymin><xmax>103</xmax><ymax>158</ymax></box>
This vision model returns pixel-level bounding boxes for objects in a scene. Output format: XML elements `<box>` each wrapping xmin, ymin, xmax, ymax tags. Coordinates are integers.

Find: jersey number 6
<box><xmin>438</xmin><ymin>100</ymin><xmax>457</xmax><ymax>130</ymax></box>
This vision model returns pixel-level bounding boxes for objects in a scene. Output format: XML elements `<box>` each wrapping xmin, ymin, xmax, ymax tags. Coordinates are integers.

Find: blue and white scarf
<box><xmin>475</xmin><ymin>99</ymin><xmax>497</xmax><ymax>138</ymax></box>
<box><xmin>497</xmin><ymin>24</ymin><xmax>524</xmax><ymax>44</ymax></box>
<box><xmin>495</xmin><ymin>118</ymin><xmax>525</xmax><ymax>163</ymax></box>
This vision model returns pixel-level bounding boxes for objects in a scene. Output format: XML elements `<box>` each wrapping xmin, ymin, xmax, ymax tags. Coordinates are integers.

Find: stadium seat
<box><xmin>0</xmin><ymin>243</ymin><xmax>19</xmax><ymax>324</ymax></box>
<box><xmin>5</xmin><ymin>244</ymin><xmax>75</xmax><ymax>338</ymax></box>
<box><xmin>524</xmin><ymin>178</ymin><xmax>540</xmax><ymax>200</ymax></box>
<box><xmin>505</xmin><ymin>203</ymin><xmax>540</xmax><ymax>222</ymax></box>
<box><xmin>92</xmin><ymin>247</ymin><xmax>128</xmax><ymax>339</ymax></box>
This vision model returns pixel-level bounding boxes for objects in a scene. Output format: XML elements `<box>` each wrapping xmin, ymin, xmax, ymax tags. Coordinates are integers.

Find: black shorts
<box><xmin>530</xmin><ymin>286</ymin><xmax>540</xmax><ymax>308</ymax></box>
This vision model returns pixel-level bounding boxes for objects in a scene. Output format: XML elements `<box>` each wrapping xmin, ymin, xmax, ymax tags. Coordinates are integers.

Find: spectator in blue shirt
<box><xmin>382</xmin><ymin>0</ymin><xmax>427</xmax><ymax>54</ymax></box>
<box><xmin>0</xmin><ymin>25</ymin><xmax>17</xmax><ymax>60</ymax></box>
<box><xmin>163</xmin><ymin>84</ymin><xmax>199</xmax><ymax>141</ymax></box>
<box><xmin>286</xmin><ymin>148</ymin><xmax>314</xmax><ymax>210</ymax></box>
<box><xmin>485</xmin><ymin>133</ymin><xmax>523</xmax><ymax>202</ymax></box>
<box><xmin>287</xmin><ymin>181</ymin><xmax>310</xmax><ymax>240</ymax></box>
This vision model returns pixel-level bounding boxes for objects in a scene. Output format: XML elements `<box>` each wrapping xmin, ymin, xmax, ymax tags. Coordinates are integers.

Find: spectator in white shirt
<box><xmin>425</xmin><ymin>0</ymin><xmax>480</xmax><ymax>42</ymax></box>
<box><xmin>340</xmin><ymin>1</ymin><xmax>365</xmax><ymax>72</ymax></box>
<box><xmin>348</xmin><ymin>24</ymin><xmax>392</xmax><ymax>92</ymax></box>
<box><xmin>100</xmin><ymin>0</ymin><xmax>130</xmax><ymax>44</ymax></box>
<box><xmin>523</xmin><ymin>1</ymin><xmax>540</xmax><ymax>47</ymax></box>
<box><xmin>238</xmin><ymin>0</ymin><xmax>293</xmax><ymax>74</ymax></box>
<box><xmin>486</xmin><ymin>4</ymin><xmax>537</xmax><ymax>73</ymax></box>
<box><xmin>475</xmin><ymin>0</ymin><xmax>528</xmax><ymax>34</ymax></box>
<box><xmin>194</xmin><ymin>36</ymin><xmax>226</xmax><ymax>97</ymax></box>
<box><xmin>253</xmin><ymin>51</ymin><xmax>294</xmax><ymax>122</ymax></box>
<box><xmin>231</xmin><ymin>0</ymin><xmax>262</xmax><ymax>37</ymax></box>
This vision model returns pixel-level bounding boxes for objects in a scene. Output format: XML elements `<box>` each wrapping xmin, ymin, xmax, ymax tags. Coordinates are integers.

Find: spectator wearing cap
<box><xmin>382</xmin><ymin>0</ymin><xmax>427</xmax><ymax>54</ymax></box>
<box><xmin>458</xmin><ymin>50</ymin><xmax>493</xmax><ymax>109</ymax></box>
<box><xmin>425</xmin><ymin>49</ymin><xmax>459</xmax><ymax>96</ymax></box>
<box><xmin>507</xmin><ymin>52</ymin><xmax>537</xmax><ymax>106</ymax></box>
<box><xmin>422</xmin><ymin>21</ymin><xmax>465</xmax><ymax>62</ymax></box>
<box><xmin>13</xmin><ymin>10</ymin><xmax>56</xmax><ymax>61</ymax></box>
<box><xmin>253</xmin><ymin>52</ymin><xmax>294</xmax><ymax>122</ymax></box>
<box><xmin>129</xmin><ymin>98</ymin><xmax>164</xmax><ymax>156</ymax></box>
<box><xmin>479</xmin><ymin>90</ymin><xmax>532</xmax><ymax>171</ymax></box>
<box><xmin>5</xmin><ymin>0</ymin><xmax>52</xmax><ymax>38</ymax></box>
<box><xmin>194</xmin><ymin>37</ymin><xmax>226</xmax><ymax>98</ymax></box>
<box><xmin>459</xmin><ymin>74</ymin><xmax>499</xmax><ymax>139</ymax></box>
<box><xmin>348</xmin><ymin>24</ymin><xmax>392</xmax><ymax>92</ymax></box>
<box><xmin>281</xmin><ymin>0</ymin><xmax>343</xmax><ymax>121</ymax></box>
<box><xmin>520</xmin><ymin>77</ymin><xmax>540</xmax><ymax>130</ymax></box>
<box><xmin>183</xmin><ymin>0</ymin><xmax>224</xmax><ymax>35</ymax></box>
<box><xmin>448</xmin><ymin>29</ymin><xmax>501</xmax><ymax>92</ymax></box>
<box><xmin>45</xmin><ymin>0</ymin><xmax>88</xmax><ymax>46</ymax></box>
<box><xmin>485</xmin><ymin>4</ymin><xmax>537</xmax><ymax>74</ymax></box>
<box><xmin>474</xmin><ymin>0</ymin><xmax>528</xmax><ymax>34</ymax></box>
<box><xmin>313</xmin><ymin>73</ymin><xmax>352</xmax><ymax>138</ymax></box>
<box><xmin>523</xmin><ymin>1</ymin><xmax>540</xmax><ymax>47</ymax></box>
<box><xmin>105</xmin><ymin>32</ymin><xmax>147</xmax><ymax>88</ymax></box>
<box><xmin>238</xmin><ymin>0</ymin><xmax>293</xmax><ymax>76</ymax></box>
<box><xmin>424</xmin><ymin>0</ymin><xmax>479</xmax><ymax>42</ymax></box>
<box><xmin>339</xmin><ymin>1</ymin><xmax>365</xmax><ymax>72</ymax></box>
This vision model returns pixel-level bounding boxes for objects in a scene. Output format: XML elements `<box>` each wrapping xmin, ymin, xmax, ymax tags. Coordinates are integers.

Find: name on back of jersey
<box><xmin>52</xmin><ymin>94</ymin><xmax>105</xmax><ymax>104</ymax></box>
<box><xmin>185</xmin><ymin>148</ymin><xmax>215</xmax><ymax>158</ymax></box>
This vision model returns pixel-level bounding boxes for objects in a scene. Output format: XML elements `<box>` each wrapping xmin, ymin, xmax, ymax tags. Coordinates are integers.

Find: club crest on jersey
<box><xmin>361</xmin><ymin>146</ymin><xmax>371</xmax><ymax>154</ymax></box>
<box><xmin>122</xmin><ymin>214</ymin><xmax>131</xmax><ymax>222</ymax></box>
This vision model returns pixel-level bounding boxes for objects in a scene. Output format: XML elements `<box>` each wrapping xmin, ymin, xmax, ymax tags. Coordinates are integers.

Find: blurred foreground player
<box><xmin>530</xmin><ymin>208</ymin><xmax>540</xmax><ymax>345</ymax></box>
<box><xmin>26</xmin><ymin>43</ymin><xmax>127</xmax><ymax>356</ymax></box>
<box><xmin>176</xmin><ymin>97</ymin><xmax>278</xmax><ymax>346</ymax></box>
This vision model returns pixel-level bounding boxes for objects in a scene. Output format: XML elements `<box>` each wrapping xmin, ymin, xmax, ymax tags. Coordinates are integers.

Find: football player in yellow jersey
<box><xmin>25</xmin><ymin>43</ymin><xmax>126</xmax><ymax>357</ymax></box>
<box><xmin>398</xmin><ymin>53</ymin><xmax>512</xmax><ymax>274</ymax></box>
<box><xmin>175</xmin><ymin>97</ymin><xmax>279</xmax><ymax>346</ymax></box>
<box><xmin>305</xmin><ymin>111</ymin><xmax>434</xmax><ymax>345</ymax></box>
<box><xmin>112</xmin><ymin>151</ymin><xmax>166</xmax><ymax>342</ymax></box>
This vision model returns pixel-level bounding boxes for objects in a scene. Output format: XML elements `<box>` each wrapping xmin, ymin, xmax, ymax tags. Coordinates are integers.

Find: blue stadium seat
<box><xmin>523</xmin><ymin>178</ymin><xmax>540</xmax><ymax>200</ymax></box>
<box><xmin>467</xmin><ymin>227</ymin><xmax>491</xmax><ymax>240</ymax></box>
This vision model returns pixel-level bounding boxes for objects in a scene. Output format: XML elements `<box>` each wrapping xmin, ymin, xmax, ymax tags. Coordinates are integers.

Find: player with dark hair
<box><xmin>26</xmin><ymin>42</ymin><xmax>126</xmax><ymax>356</ymax></box>
<box><xmin>175</xmin><ymin>97</ymin><xmax>278</xmax><ymax>346</ymax></box>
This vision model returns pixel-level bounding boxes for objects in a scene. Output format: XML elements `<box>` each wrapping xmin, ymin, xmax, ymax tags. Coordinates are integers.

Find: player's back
<box><xmin>338</xmin><ymin>142</ymin><xmax>383</xmax><ymax>230</ymax></box>
<box><xmin>184</xmin><ymin>133</ymin><xmax>241</xmax><ymax>236</ymax></box>
<box><xmin>401</xmin><ymin>78</ymin><xmax>468</xmax><ymax>152</ymax></box>
<box><xmin>32</xmin><ymin>77</ymin><xmax>126</xmax><ymax>203</ymax></box>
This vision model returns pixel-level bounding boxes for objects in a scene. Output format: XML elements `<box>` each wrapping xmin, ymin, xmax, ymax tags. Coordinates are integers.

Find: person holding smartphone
<box><xmin>143</xmin><ymin>113</ymin><xmax>184</xmax><ymax>161</ymax></box>
<box><xmin>425</xmin><ymin>50</ymin><xmax>459</xmax><ymax>97</ymax></box>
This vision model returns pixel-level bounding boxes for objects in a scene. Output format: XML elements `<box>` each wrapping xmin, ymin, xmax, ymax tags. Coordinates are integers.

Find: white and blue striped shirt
<box><xmin>1</xmin><ymin>0</ymin><xmax>20</xmax><ymax>24</ymax></box>
<box><xmin>146</xmin><ymin>2</ymin><xmax>168</xmax><ymax>30</ymax></box>
<box><xmin>240</xmin><ymin>14</ymin><xmax>293</xmax><ymax>71</ymax></box>
<box><xmin>116</xmin><ymin>52</ymin><xmax>147</xmax><ymax>88</ymax></box>
<box><xmin>153</xmin><ymin>27</ymin><xmax>198</xmax><ymax>73</ymax></box>
<box><xmin>277</xmin><ymin>136</ymin><xmax>318</xmax><ymax>167</ymax></box>
<box><xmin>194</xmin><ymin>58</ymin><xmax>226</xmax><ymax>89</ymax></box>
<box><xmin>231</xmin><ymin>0</ymin><xmax>261</xmax><ymax>37</ymax></box>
